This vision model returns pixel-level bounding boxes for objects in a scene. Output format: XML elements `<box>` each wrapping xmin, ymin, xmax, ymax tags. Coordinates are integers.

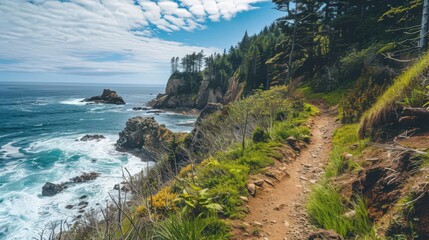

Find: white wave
<box><xmin>0</xmin><ymin>131</ymin><xmax>23</xmax><ymax>139</ymax></box>
<box><xmin>176</xmin><ymin>120</ymin><xmax>195</xmax><ymax>126</ymax></box>
<box><xmin>89</xmin><ymin>107</ymin><xmax>124</xmax><ymax>113</ymax></box>
<box><xmin>59</xmin><ymin>98</ymin><xmax>86</xmax><ymax>106</ymax></box>
<box><xmin>79</xmin><ymin>118</ymin><xmax>105</xmax><ymax>121</ymax></box>
<box><xmin>0</xmin><ymin>141</ymin><xmax>24</xmax><ymax>159</ymax></box>
<box><xmin>1</xmin><ymin>133</ymin><xmax>153</xmax><ymax>239</ymax></box>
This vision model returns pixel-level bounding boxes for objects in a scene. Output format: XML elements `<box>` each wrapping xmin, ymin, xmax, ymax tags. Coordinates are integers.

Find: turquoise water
<box><xmin>0</xmin><ymin>82</ymin><xmax>196</xmax><ymax>239</ymax></box>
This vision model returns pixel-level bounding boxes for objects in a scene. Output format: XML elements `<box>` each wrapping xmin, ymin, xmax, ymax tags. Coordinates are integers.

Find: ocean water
<box><xmin>0</xmin><ymin>82</ymin><xmax>196</xmax><ymax>239</ymax></box>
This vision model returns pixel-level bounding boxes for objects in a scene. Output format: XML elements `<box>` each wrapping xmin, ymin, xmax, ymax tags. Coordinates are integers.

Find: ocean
<box><xmin>0</xmin><ymin>82</ymin><xmax>196</xmax><ymax>239</ymax></box>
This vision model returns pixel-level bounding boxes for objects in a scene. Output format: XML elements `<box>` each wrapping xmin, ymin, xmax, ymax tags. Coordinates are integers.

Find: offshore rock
<box><xmin>70</xmin><ymin>172</ymin><xmax>100</xmax><ymax>183</ymax></box>
<box><xmin>132</xmin><ymin>107</ymin><xmax>150</xmax><ymax>111</ymax></box>
<box><xmin>42</xmin><ymin>172</ymin><xmax>100</xmax><ymax>196</ymax></box>
<box><xmin>80</xmin><ymin>134</ymin><xmax>105</xmax><ymax>141</ymax></box>
<box><xmin>82</xmin><ymin>89</ymin><xmax>125</xmax><ymax>105</ymax></box>
<box><xmin>42</xmin><ymin>182</ymin><xmax>64</xmax><ymax>196</ymax></box>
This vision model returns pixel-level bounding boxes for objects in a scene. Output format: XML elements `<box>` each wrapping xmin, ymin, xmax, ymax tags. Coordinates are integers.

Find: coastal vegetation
<box><xmin>57</xmin><ymin>86</ymin><xmax>316</xmax><ymax>239</ymax></box>
<box><xmin>307</xmin><ymin>53</ymin><xmax>429</xmax><ymax>239</ymax></box>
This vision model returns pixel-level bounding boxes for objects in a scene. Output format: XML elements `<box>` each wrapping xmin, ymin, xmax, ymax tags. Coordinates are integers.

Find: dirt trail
<box><xmin>233</xmin><ymin>107</ymin><xmax>338</xmax><ymax>240</ymax></box>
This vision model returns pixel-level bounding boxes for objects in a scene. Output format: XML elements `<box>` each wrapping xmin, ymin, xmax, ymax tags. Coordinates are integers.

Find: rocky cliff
<box><xmin>149</xmin><ymin>72</ymin><xmax>243</xmax><ymax>110</ymax></box>
<box><xmin>116</xmin><ymin>117</ymin><xmax>176</xmax><ymax>161</ymax></box>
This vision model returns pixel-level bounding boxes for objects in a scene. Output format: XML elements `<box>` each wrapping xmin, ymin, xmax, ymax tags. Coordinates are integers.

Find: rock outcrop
<box><xmin>116</xmin><ymin>117</ymin><xmax>175</xmax><ymax>160</ymax></box>
<box><xmin>70</xmin><ymin>172</ymin><xmax>100</xmax><ymax>183</ymax></box>
<box><xmin>80</xmin><ymin>134</ymin><xmax>105</xmax><ymax>141</ymax></box>
<box><xmin>184</xmin><ymin>103</ymin><xmax>223</xmax><ymax>153</ymax></box>
<box><xmin>42</xmin><ymin>182</ymin><xmax>64</xmax><ymax>196</ymax></box>
<box><xmin>82</xmin><ymin>89</ymin><xmax>126</xmax><ymax>105</ymax></box>
<box><xmin>132</xmin><ymin>107</ymin><xmax>150</xmax><ymax>111</ymax></box>
<box><xmin>149</xmin><ymin>72</ymin><xmax>243</xmax><ymax>110</ymax></box>
<box><xmin>42</xmin><ymin>172</ymin><xmax>100</xmax><ymax>197</ymax></box>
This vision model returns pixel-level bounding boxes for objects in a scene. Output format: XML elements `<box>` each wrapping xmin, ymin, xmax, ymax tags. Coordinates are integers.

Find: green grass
<box><xmin>361</xmin><ymin>52</ymin><xmax>429</xmax><ymax>123</ymax></box>
<box><xmin>325</xmin><ymin>124</ymin><xmax>367</xmax><ymax>178</ymax></box>
<box><xmin>299</xmin><ymin>86</ymin><xmax>345</xmax><ymax>106</ymax></box>
<box><xmin>307</xmin><ymin>184</ymin><xmax>377</xmax><ymax>239</ymax></box>
<box><xmin>155</xmin><ymin>214</ymin><xmax>229</xmax><ymax>240</ymax></box>
<box><xmin>307</xmin><ymin>183</ymin><xmax>352</xmax><ymax>237</ymax></box>
<box><xmin>353</xmin><ymin>196</ymin><xmax>377</xmax><ymax>238</ymax></box>
<box><xmin>193</xmin><ymin>158</ymin><xmax>248</xmax><ymax>217</ymax></box>
<box><xmin>307</xmin><ymin>123</ymin><xmax>375</xmax><ymax>238</ymax></box>
<box><xmin>271</xmin><ymin>121</ymin><xmax>311</xmax><ymax>142</ymax></box>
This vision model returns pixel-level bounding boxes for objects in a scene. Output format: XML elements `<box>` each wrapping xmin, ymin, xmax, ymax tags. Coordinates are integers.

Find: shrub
<box><xmin>271</xmin><ymin>121</ymin><xmax>310</xmax><ymax>142</ymax></box>
<box><xmin>149</xmin><ymin>186</ymin><xmax>178</xmax><ymax>212</ymax></box>
<box><xmin>252</xmin><ymin>126</ymin><xmax>270</xmax><ymax>143</ymax></box>
<box><xmin>340</xmin><ymin>68</ymin><xmax>390</xmax><ymax>124</ymax></box>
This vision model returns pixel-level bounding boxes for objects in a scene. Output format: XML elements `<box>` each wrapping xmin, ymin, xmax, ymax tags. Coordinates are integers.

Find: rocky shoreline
<box><xmin>42</xmin><ymin>172</ymin><xmax>101</xmax><ymax>197</ymax></box>
<box><xmin>44</xmin><ymin>95</ymin><xmax>222</xmax><ymax>226</ymax></box>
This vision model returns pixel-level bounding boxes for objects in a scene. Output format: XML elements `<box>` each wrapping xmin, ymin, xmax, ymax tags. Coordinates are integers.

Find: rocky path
<box><xmin>232</xmin><ymin>107</ymin><xmax>338</xmax><ymax>240</ymax></box>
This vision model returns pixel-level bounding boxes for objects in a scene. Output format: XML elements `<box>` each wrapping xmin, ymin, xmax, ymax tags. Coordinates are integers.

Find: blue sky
<box><xmin>0</xmin><ymin>0</ymin><xmax>284</xmax><ymax>84</ymax></box>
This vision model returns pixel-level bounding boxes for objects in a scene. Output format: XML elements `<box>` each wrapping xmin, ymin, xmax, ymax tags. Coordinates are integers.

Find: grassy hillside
<box><xmin>360</xmin><ymin>52</ymin><xmax>429</xmax><ymax>139</ymax></box>
<box><xmin>61</xmin><ymin>86</ymin><xmax>317</xmax><ymax>239</ymax></box>
<box><xmin>307</xmin><ymin>53</ymin><xmax>429</xmax><ymax>239</ymax></box>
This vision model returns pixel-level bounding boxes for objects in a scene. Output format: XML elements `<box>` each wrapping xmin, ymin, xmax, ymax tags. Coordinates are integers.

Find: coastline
<box><xmin>0</xmin><ymin>83</ymin><xmax>199</xmax><ymax>239</ymax></box>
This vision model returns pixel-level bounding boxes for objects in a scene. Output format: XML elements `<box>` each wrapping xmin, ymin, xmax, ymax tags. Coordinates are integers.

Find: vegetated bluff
<box><xmin>149</xmin><ymin>23</ymin><xmax>285</xmax><ymax>109</ymax></box>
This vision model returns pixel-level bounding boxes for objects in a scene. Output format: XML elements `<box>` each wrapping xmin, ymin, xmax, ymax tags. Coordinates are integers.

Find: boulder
<box><xmin>78</xmin><ymin>201</ymin><xmax>89</xmax><ymax>209</ymax></box>
<box><xmin>42</xmin><ymin>182</ymin><xmax>64</xmax><ymax>196</ymax></box>
<box><xmin>132</xmin><ymin>107</ymin><xmax>150</xmax><ymax>111</ymax></box>
<box><xmin>70</xmin><ymin>172</ymin><xmax>100</xmax><ymax>183</ymax></box>
<box><xmin>82</xmin><ymin>89</ymin><xmax>125</xmax><ymax>105</ymax></box>
<box><xmin>307</xmin><ymin>230</ymin><xmax>343</xmax><ymax>240</ymax></box>
<box><xmin>247</xmin><ymin>183</ymin><xmax>256</xmax><ymax>197</ymax></box>
<box><xmin>80</xmin><ymin>134</ymin><xmax>105</xmax><ymax>141</ymax></box>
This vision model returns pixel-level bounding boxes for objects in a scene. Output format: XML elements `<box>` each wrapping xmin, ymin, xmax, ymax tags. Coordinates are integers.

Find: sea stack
<box><xmin>82</xmin><ymin>89</ymin><xmax>126</xmax><ymax>105</ymax></box>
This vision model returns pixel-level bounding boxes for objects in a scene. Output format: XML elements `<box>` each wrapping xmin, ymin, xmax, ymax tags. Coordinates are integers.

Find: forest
<box><xmin>170</xmin><ymin>0</ymin><xmax>427</xmax><ymax>122</ymax></box>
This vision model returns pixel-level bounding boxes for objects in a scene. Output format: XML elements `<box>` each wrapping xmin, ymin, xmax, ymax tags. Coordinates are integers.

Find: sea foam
<box><xmin>0</xmin><ymin>134</ymin><xmax>152</xmax><ymax>239</ymax></box>
<box><xmin>59</xmin><ymin>98</ymin><xmax>86</xmax><ymax>106</ymax></box>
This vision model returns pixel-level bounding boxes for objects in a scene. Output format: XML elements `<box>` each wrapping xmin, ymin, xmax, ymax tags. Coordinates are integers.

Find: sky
<box><xmin>0</xmin><ymin>0</ymin><xmax>284</xmax><ymax>84</ymax></box>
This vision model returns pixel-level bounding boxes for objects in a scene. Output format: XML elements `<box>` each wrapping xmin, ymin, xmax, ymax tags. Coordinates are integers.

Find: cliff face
<box><xmin>116</xmin><ymin>117</ymin><xmax>175</xmax><ymax>161</ymax></box>
<box><xmin>149</xmin><ymin>72</ymin><xmax>244</xmax><ymax>110</ymax></box>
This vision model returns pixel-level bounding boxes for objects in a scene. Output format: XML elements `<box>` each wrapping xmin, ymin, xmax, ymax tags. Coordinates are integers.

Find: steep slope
<box><xmin>303</xmin><ymin>53</ymin><xmax>429</xmax><ymax>239</ymax></box>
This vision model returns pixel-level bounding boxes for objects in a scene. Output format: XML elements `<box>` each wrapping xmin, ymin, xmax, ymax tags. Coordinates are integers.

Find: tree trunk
<box><xmin>287</xmin><ymin>22</ymin><xmax>297</xmax><ymax>84</ymax></box>
<box><xmin>420</xmin><ymin>0</ymin><xmax>429</xmax><ymax>51</ymax></box>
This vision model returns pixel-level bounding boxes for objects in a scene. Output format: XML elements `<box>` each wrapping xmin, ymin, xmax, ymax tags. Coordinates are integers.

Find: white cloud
<box><xmin>0</xmin><ymin>0</ymin><xmax>267</xmax><ymax>78</ymax></box>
